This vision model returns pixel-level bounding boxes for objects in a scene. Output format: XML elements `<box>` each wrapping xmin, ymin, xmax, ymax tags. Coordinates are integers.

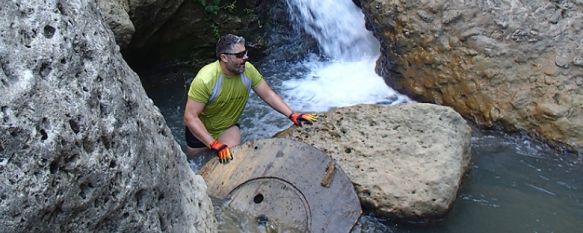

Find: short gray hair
<box><xmin>216</xmin><ymin>34</ymin><xmax>245</xmax><ymax>59</ymax></box>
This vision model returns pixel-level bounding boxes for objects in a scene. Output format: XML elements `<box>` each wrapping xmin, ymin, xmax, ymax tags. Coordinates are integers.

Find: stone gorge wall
<box><xmin>0</xmin><ymin>1</ymin><xmax>215</xmax><ymax>232</ymax></box>
<box><xmin>95</xmin><ymin>0</ymin><xmax>185</xmax><ymax>48</ymax></box>
<box><xmin>129</xmin><ymin>0</ymin><xmax>271</xmax><ymax>66</ymax></box>
<box><xmin>359</xmin><ymin>0</ymin><xmax>583</xmax><ymax>151</ymax></box>
<box><xmin>97</xmin><ymin>0</ymin><xmax>271</xmax><ymax>68</ymax></box>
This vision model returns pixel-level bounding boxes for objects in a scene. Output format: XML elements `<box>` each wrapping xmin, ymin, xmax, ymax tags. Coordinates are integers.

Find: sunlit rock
<box><xmin>0</xmin><ymin>1</ymin><xmax>215</xmax><ymax>232</ymax></box>
<box><xmin>276</xmin><ymin>103</ymin><xmax>471</xmax><ymax>220</ymax></box>
<box><xmin>359</xmin><ymin>0</ymin><xmax>583</xmax><ymax>151</ymax></box>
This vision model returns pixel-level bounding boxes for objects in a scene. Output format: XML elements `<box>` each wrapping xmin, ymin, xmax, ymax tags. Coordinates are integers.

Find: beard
<box><xmin>227</xmin><ymin>61</ymin><xmax>246</xmax><ymax>74</ymax></box>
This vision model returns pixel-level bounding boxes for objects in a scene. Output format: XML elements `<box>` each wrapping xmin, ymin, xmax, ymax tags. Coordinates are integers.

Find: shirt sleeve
<box><xmin>187</xmin><ymin>71</ymin><xmax>211</xmax><ymax>103</ymax></box>
<box><xmin>245</xmin><ymin>62</ymin><xmax>264</xmax><ymax>88</ymax></box>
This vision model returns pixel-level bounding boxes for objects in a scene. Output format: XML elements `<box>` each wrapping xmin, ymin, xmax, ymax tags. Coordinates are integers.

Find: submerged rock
<box><xmin>0</xmin><ymin>1</ymin><xmax>215</xmax><ymax>232</ymax></box>
<box><xmin>276</xmin><ymin>103</ymin><xmax>472</xmax><ymax>220</ymax></box>
<box><xmin>359</xmin><ymin>0</ymin><xmax>583</xmax><ymax>151</ymax></box>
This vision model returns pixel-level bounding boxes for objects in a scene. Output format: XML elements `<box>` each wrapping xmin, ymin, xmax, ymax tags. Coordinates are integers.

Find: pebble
<box><xmin>555</xmin><ymin>54</ymin><xmax>570</xmax><ymax>68</ymax></box>
<box><xmin>572</xmin><ymin>56</ymin><xmax>583</xmax><ymax>67</ymax></box>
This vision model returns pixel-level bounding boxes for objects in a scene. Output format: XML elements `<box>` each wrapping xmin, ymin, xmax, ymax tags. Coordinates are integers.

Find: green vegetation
<box><xmin>195</xmin><ymin>0</ymin><xmax>221</xmax><ymax>15</ymax></box>
<box><xmin>210</xmin><ymin>23</ymin><xmax>220</xmax><ymax>39</ymax></box>
<box><xmin>224</xmin><ymin>1</ymin><xmax>237</xmax><ymax>13</ymax></box>
<box><xmin>193</xmin><ymin>0</ymin><xmax>260</xmax><ymax>39</ymax></box>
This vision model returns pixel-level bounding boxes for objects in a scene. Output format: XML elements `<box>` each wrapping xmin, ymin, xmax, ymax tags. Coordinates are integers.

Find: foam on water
<box><xmin>282</xmin><ymin>57</ymin><xmax>409</xmax><ymax>112</ymax></box>
<box><xmin>279</xmin><ymin>0</ymin><xmax>410</xmax><ymax>113</ymax></box>
<box><xmin>239</xmin><ymin>0</ymin><xmax>412</xmax><ymax>140</ymax></box>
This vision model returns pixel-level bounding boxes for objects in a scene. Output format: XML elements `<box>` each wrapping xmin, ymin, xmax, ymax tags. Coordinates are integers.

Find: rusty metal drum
<box><xmin>200</xmin><ymin>138</ymin><xmax>362</xmax><ymax>232</ymax></box>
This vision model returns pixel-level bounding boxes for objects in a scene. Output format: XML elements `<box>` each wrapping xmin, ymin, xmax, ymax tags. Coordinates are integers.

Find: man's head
<box><xmin>216</xmin><ymin>34</ymin><xmax>248</xmax><ymax>75</ymax></box>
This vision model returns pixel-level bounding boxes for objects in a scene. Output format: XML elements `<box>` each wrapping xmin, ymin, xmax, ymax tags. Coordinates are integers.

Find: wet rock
<box><xmin>360</xmin><ymin>0</ymin><xmax>583</xmax><ymax>151</ymax></box>
<box><xmin>276</xmin><ymin>103</ymin><xmax>472</xmax><ymax>220</ymax></box>
<box><xmin>0</xmin><ymin>1</ymin><xmax>215</xmax><ymax>232</ymax></box>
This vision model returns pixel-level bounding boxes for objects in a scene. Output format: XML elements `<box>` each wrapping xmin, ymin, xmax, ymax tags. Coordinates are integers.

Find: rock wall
<box><xmin>96</xmin><ymin>0</ymin><xmax>272</xmax><ymax>69</ymax></box>
<box><xmin>276</xmin><ymin>104</ymin><xmax>471</xmax><ymax>220</ymax></box>
<box><xmin>128</xmin><ymin>0</ymin><xmax>270</xmax><ymax>66</ymax></box>
<box><xmin>95</xmin><ymin>0</ymin><xmax>185</xmax><ymax>49</ymax></box>
<box><xmin>359</xmin><ymin>0</ymin><xmax>583</xmax><ymax>151</ymax></box>
<box><xmin>0</xmin><ymin>1</ymin><xmax>215</xmax><ymax>232</ymax></box>
<box><xmin>95</xmin><ymin>0</ymin><xmax>135</xmax><ymax>48</ymax></box>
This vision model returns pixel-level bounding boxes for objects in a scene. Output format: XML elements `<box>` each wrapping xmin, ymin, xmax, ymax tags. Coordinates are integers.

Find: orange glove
<box><xmin>210</xmin><ymin>140</ymin><xmax>233</xmax><ymax>164</ymax></box>
<box><xmin>289</xmin><ymin>113</ymin><xmax>318</xmax><ymax>127</ymax></box>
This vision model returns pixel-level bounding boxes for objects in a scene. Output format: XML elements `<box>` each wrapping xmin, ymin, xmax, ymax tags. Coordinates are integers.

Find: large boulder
<box><xmin>0</xmin><ymin>1</ymin><xmax>215</xmax><ymax>232</ymax></box>
<box><xmin>359</xmin><ymin>0</ymin><xmax>583</xmax><ymax>151</ymax></box>
<box><xmin>276</xmin><ymin>103</ymin><xmax>471</xmax><ymax>220</ymax></box>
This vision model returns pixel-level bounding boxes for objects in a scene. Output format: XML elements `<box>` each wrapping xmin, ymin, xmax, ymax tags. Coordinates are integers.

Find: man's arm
<box><xmin>183</xmin><ymin>98</ymin><xmax>214</xmax><ymax>147</ymax></box>
<box><xmin>253</xmin><ymin>80</ymin><xmax>294</xmax><ymax>117</ymax></box>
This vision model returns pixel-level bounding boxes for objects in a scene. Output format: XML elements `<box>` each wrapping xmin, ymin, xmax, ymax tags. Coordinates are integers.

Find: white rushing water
<box><xmin>281</xmin><ymin>0</ymin><xmax>410</xmax><ymax>113</ymax></box>
<box><xmin>242</xmin><ymin>0</ymin><xmax>410</xmax><ymax>140</ymax></box>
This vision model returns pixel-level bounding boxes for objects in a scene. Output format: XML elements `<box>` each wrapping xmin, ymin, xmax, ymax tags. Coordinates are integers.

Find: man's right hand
<box><xmin>210</xmin><ymin>140</ymin><xmax>233</xmax><ymax>164</ymax></box>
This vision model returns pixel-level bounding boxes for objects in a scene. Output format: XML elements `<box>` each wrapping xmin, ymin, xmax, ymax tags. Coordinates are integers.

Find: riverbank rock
<box><xmin>0</xmin><ymin>1</ymin><xmax>215</xmax><ymax>232</ymax></box>
<box><xmin>276</xmin><ymin>103</ymin><xmax>471</xmax><ymax>220</ymax></box>
<box><xmin>359</xmin><ymin>0</ymin><xmax>583</xmax><ymax>151</ymax></box>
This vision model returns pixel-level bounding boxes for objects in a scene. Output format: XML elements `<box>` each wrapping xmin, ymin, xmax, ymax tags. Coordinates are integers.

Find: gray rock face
<box><xmin>276</xmin><ymin>103</ymin><xmax>471</xmax><ymax>220</ymax></box>
<box><xmin>0</xmin><ymin>1</ymin><xmax>215</xmax><ymax>232</ymax></box>
<box><xmin>96</xmin><ymin>0</ymin><xmax>135</xmax><ymax>48</ymax></box>
<box><xmin>359</xmin><ymin>0</ymin><xmax>583</xmax><ymax>151</ymax></box>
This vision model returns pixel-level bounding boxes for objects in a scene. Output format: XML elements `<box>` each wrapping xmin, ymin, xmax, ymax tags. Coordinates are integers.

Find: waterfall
<box><xmin>281</xmin><ymin>0</ymin><xmax>410</xmax><ymax>113</ymax></box>
<box><xmin>285</xmin><ymin>0</ymin><xmax>380</xmax><ymax>61</ymax></box>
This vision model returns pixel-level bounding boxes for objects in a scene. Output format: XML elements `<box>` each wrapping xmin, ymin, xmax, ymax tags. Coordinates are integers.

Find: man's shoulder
<box><xmin>243</xmin><ymin>61</ymin><xmax>258</xmax><ymax>72</ymax></box>
<box><xmin>243</xmin><ymin>62</ymin><xmax>263</xmax><ymax>84</ymax></box>
<box><xmin>195</xmin><ymin>61</ymin><xmax>220</xmax><ymax>83</ymax></box>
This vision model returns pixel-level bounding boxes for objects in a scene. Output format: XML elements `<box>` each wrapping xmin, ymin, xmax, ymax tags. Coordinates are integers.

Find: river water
<box><xmin>138</xmin><ymin>0</ymin><xmax>583</xmax><ymax>232</ymax></box>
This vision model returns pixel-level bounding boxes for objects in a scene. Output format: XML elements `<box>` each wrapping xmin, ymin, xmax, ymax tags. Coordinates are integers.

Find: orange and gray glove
<box><xmin>210</xmin><ymin>139</ymin><xmax>233</xmax><ymax>164</ymax></box>
<box><xmin>288</xmin><ymin>112</ymin><xmax>318</xmax><ymax>127</ymax></box>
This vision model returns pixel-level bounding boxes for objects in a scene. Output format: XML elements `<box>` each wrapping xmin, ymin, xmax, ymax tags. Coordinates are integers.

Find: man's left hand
<box><xmin>289</xmin><ymin>113</ymin><xmax>318</xmax><ymax>127</ymax></box>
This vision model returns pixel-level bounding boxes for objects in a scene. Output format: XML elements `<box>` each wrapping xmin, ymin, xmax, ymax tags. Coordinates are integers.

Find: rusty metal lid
<box><xmin>200</xmin><ymin>138</ymin><xmax>362</xmax><ymax>233</ymax></box>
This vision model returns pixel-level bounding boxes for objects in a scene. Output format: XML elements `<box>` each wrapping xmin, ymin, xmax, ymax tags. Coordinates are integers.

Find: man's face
<box><xmin>222</xmin><ymin>43</ymin><xmax>248</xmax><ymax>74</ymax></box>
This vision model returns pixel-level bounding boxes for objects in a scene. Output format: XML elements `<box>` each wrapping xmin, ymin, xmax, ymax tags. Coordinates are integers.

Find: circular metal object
<box><xmin>200</xmin><ymin>138</ymin><xmax>361</xmax><ymax>233</ymax></box>
<box><xmin>228</xmin><ymin>178</ymin><xmax>310</xmax><ymax>231</ymax></box>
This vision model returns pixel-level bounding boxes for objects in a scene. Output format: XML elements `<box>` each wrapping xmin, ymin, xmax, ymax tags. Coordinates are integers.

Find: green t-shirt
<box><xmin>188</xmin><ymin>60</ymin><xmax>263</xmax><ymax>138</ymax></box>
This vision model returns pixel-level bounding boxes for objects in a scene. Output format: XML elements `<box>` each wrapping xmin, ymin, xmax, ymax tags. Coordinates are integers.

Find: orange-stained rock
<box><xmin>360</xmin><ymin>0</ymin><xmax>583</xmax><ymax>151</ymax></box>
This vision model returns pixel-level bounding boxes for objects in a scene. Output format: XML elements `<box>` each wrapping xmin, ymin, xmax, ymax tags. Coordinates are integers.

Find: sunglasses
<box><xmin>223</xmin><ymin>50</ymin><xmax>247</xmax><ymax>58</ymax></box>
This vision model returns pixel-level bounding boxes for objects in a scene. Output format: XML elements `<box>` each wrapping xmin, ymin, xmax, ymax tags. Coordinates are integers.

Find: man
<box><xmin>184</xmin><ymin>34</ymin><xmax>317</xmax><ymax>163</ymax></box>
